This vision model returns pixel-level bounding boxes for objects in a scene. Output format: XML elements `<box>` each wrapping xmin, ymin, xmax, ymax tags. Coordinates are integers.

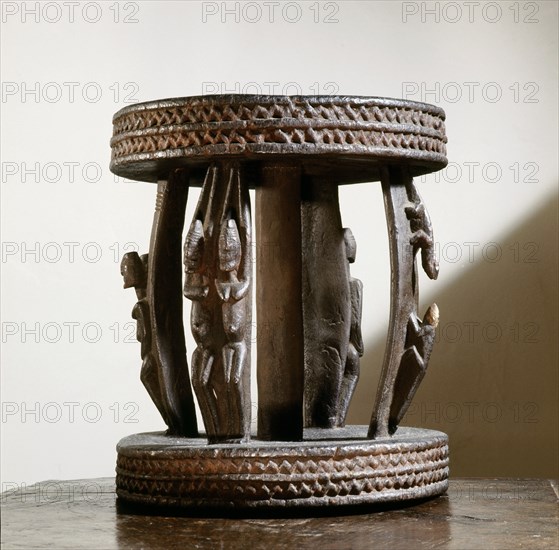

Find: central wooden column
<box><xmin>256</xmin><ymin>164</ymin><xmax>304</xmax><ymax>441</ymax></box>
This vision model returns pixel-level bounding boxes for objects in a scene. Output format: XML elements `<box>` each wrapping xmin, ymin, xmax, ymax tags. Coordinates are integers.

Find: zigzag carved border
<box><xmin>115</xmin><ymin>428</ymin><xmax>449</xmax><ymax>507</ymax></box>
<box><xmin>110</xmin><ymin>95</ymin><xmax>447</xmax><ymax>182</ymax></box>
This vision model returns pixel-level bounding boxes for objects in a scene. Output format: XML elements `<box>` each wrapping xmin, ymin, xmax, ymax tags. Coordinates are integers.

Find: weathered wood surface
<box><xmin>369</xmin><ymin>167</ymin><xmax>439</xmax><ymax>439</ymax></box>
<box><xmin>183</xmin><ymin>163</ymin><xmax>252</xmax><ymax>443</ymax></box>
<box><xmin>110</xmin><ymin>95</ymin><xmax>448</xmax><ymax>185</ymax></box>
<box><xmin>256</xmin><ymin>165</ymin><xmax>304</xmax><ymax>441</ymax></box>
<box><xmin>127</xmin><ymin>169</ymin><xmax>198</xmax><ymax>437</ymax></box>
<box><xmin>2</xmin><ymin>478</ymin><xmax>557</xmax><ymax>549</ymax></box>
<box><xmin>301</xmin><ymin>179</ymin><xmax>363</xmax><ymax>428</ymax></box>
<box><xmin>115</xmin><ymin>96</ymin><xmax>448</xmax><ymax>448</ymax></box>
<box><xmin>115</xmin><ymin>427</ymin><xmax>448</xmax><ymax>508</ymax></box>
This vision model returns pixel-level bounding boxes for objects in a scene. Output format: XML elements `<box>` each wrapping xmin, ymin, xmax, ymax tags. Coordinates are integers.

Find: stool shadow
<box><xmin>348</xmin><ymin>192</ymin><xmax>559</xmax><ymax>478</ymax></box>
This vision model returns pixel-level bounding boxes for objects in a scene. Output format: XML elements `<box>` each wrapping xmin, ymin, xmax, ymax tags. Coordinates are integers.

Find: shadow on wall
<box><xmin>347</xmin><ymin>193</ymin><xmax>559</xmax><ymax>478</ymax></box>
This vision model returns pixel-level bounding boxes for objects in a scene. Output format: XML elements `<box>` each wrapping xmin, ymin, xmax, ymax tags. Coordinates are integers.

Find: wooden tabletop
<box><xmin>109</xmin><ymin>95</ymin><xmax>448</xmax><ymax>185</ymax></box>
<box><xmin>1</xmin><ymin>478</ymin><xmax>557</xmax><ymax>549</ymax></box>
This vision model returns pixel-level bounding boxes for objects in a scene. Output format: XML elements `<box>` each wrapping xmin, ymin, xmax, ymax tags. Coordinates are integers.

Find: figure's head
<box><xmin>424</xmin><ymin>303</ymin><xmax>439</xmax><ymax>328</ymax></box>
<box><xmin>343</xmin><ymin>228</ymin><xmax>357</xmax><ymax>263</ymax></box>
<box><xmin>184</xmin><ymin>219</ymin><xmax>204</xmax><ymax>272</ymax></box>
<box><xmin>121</xmin><ymin>252</ymin><xmax>146</xmax><ymax>289</ymax></box>
<box><xmin>219</xmin><ymin>218</ymin><xmax>242</xmax><ymax>272</ymax></box>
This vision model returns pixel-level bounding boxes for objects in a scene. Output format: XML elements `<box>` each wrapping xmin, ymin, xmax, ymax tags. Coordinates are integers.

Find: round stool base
<box><xmin>116</xmin><ymin>426</ymin><xmax>449</xmax><ymax>510</ymax></box>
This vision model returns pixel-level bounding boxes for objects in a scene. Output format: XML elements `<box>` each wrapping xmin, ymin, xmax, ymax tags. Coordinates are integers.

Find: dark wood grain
<box><xmin>301</xmin><ymin>178</ymin><xmax>361</xmax><ymax>428</ymax></box>
<box><xmin>369</xmin><ymin>166</ymin><xmax>439</xmax><ymax>439</ymax></box>
<box><xmin>2</xmin><ymin>478</ymin><xmax>557</xmax><ymax>549</ymax></box>
<box><xmin>115</xmin><ymin>427</ymin><xmax>448</xmax><ymax>508</ymax></box>
<box><xmin>110</xmin><ymin>95</ymin><xmax>447</xmax><ymax>184</ymax></box>
<box><xmin>183</xmin><ymin>162</ymin><xmax>252</xmax><ymax>443</ymax></box>
<box><xmin>256</xmin><ymin>164</ymin><xmax>304</xmax><ymax>441</ymax></box>
<box><xmin>146</xmin><ymin>169</ymin><xmax>198</xmax><ymax>436</ymax></box>
<box><xmin>113</xmin><ymin>95</ymin><xmax>450</xmax><ymax>509</ymax></box>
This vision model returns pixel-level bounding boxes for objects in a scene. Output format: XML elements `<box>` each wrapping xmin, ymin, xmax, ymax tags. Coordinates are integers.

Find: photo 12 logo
<box><xmin>1</xmin><ymin>481</ymin><xmax>112</xmax><ymax>504</ymax></box>
<box><xmin>434</xmin><ymin>321</ymin><xmax>540</xmax><ymax>344</ymax></box>
<box><xmin>432</xmin><ymin>240</ymin><xmax>540</xmax><ymax>266</ymax></box>
<box><xmin>1</xmin><ymin>241</ymin><xmax>140</xmax><ymax>264</ymax></box>
<box><xmin>1</xmin><ymin>82</ymin><xmax>139</xmax><ymax>103</ymax></box>
<box><xmin>402</xmin><ymin>81</ymin><xmax>539</xmax><ymax>104</ymax></box>
<box><xmin>401</xmin><ymin>2</ymin><xmax>540</xmax><ymax>24</ymax></box>
<box><xmin>1</xmin><ymin>2</ymin><xmax>140</xmax><ymax>24</ymax></box>
<box><xmin>405</xmin><ymin>400</ymin><xmax>540</xmax><ymax>425</ymax></box>
<box><xmin>201</xmin><ymin>1</ymin><xmax>340</xmax><ymax>23</ymax></box>
<box><xmin>1</xmin><ymin>321</ymin><xmax>143</xmax><ymax>344</ymax></box>
<box><xmin>1</xmin><ymin>401</ymin><xmax>140</xmax><ymax>424</ymax></box>
<box><xmin>1</xmin><ymin>162</ymin><xmax>141</xmax><ymax>184</ymax></box>
<box><xmin>202</xmin><ymin>81</ymin><xmax>340</xmax><ymax>95</ymax></box>
<box><xmin>418</xmin><ymin>161</ymin><xmax>540</xmax><ymax>184</ymax></box>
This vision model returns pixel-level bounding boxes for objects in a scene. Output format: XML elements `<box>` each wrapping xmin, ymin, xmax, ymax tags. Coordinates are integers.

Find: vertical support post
<box><xmin>301</xmin><ymin>178</ymin><xmax>351</xmax><ymax>428</ymax></box>
<box><xmin>147</xmin><ymin>168</ymin><xmax>198</xmax><ymax>437</ymax></box>
<box><xmin>256</xmin><ymin>164</ymin><xmax>304</xmax><ymax>441</ymax></box>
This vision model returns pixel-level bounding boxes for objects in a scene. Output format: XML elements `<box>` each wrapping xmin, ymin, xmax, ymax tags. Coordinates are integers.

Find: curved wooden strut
<box><xmin>121</xmin><ymin>169</ymin><xmax>198</xmax><ymax>437</ymax></box>
<box><xmin>369</xmin><ymin>166</ymin><xmax>440</xmax><ymax>439</ymax></box>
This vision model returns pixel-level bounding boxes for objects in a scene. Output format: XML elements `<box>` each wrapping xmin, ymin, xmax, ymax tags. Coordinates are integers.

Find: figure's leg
<box><xmin>222</xmin><ymin>341</ymin><xmax>248</xmax><ymax>440</ymax></box>
<box><xmin>191</xmin><ymin>346</ymin><xmax>218</xmax><ymax>438</ymax></box>
<box><xmin>140</xmin><ymin>355</ymin><xmax>172</xmax><ymax>428</ymax></box>
<box><xmin>336</xmin><ymin>276</ymin><xmax>364</xmax><ymax>427</ymax></box>
<box><xmin>221</xmin><ymin>298</ymin><xmax>249</xmax><ymax>441</ymax></box>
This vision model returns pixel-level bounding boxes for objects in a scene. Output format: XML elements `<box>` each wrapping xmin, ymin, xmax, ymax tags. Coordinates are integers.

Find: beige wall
<box><xmin>348</xmin><ymin>195</ymin><xmax>558</xmax><ymax>477</ymax></box>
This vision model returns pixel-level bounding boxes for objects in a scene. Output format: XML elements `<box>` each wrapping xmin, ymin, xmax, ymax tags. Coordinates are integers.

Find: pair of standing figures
<box><xmin>121</xmin><ymin>164</ymin><xmax>364</xmax><ymax>442</ymax></box>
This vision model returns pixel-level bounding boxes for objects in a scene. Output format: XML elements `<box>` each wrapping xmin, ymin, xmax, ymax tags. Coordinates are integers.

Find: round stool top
<box><xmin>110</xmin><ymin>95</ymin><xmax>447</xmax><ymax>185</ymax></box>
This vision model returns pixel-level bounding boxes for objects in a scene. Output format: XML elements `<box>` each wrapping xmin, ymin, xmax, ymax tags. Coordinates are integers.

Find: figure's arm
<box><xmin>349</xmin><ymin>278</ymin><xmax>364</xmax><ymax>356</ymax></box>
<box><xmin>183</xmin><ymin>219</ymin><xmax>210</xmax><ymax>300</ymax></box>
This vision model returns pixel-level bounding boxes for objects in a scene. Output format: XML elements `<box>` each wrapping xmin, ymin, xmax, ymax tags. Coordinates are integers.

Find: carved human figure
<box><xmin>183</xmin><ymin>218</ymin><xmax>218</xmax><ymax>437</ymax></box>
<box><xmin>120</xmin><ymin>252</ymin><xmax>169</xmax><ymax>426</ymax></box>
<box><xmin>335</xmin><ymin>228</ymin><xmax>364</xmax><ymax>426</ymax></box>
<box><xmin>183</xmin><ymin>163</ymin><xmax>252</xmax><ymax>443</ymax></box>
<box><xmin>121</xmin><ymin>251</ymin><xmax>147</xmax><ymax>300</ymax></box>
<box><xmin>216</xmin><ymin>217</ymin><xmax>251</xmax><ymax>440</ymax></box>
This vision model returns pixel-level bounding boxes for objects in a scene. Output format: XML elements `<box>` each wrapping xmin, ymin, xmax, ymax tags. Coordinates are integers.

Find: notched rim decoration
<box><xmin>110</xmin><ymin>95</ymin><xmax>448</xmax><ymax>184</ymax></box>
<box><xmin>116</xmin><ymin>427</ymin><xmax>449</xmax><ymax>508</ymax></box>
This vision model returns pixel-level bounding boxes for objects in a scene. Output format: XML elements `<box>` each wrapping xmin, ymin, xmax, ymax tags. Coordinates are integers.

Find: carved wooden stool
<box><xmin>111</xmin><ymin>95</ymin><xmax>449</xmax><ymax>509</ymax></box>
